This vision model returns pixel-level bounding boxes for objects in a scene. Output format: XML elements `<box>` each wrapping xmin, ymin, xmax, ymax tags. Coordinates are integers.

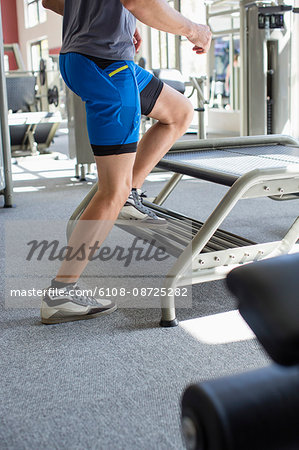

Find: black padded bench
<box><xmin>181</xmin><ymin>252</ymin><xmax>299</xmax><ymax>450</ymax></box>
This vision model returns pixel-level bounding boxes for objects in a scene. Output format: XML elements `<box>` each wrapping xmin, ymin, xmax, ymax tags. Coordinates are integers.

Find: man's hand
<box><xmin>121</xmin><ymin>0</ymin><xmax>212</xmax><ymax>55</ymax></box>
<box><xmin>133</xmin><ymin>28</ymin><xmax>142</xmax><ymax>53</ymax></box>
<box><xmin>187</xmin><ymin>23</ymin><xmax>212</xmax><ymax>54</ymax></box>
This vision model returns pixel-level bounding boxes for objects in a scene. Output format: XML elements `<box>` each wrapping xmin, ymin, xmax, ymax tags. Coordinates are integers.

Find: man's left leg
<box><xmin>132</xmin><ymin>82</ymin><xmax>194</xmax><ymax>189</ymax></box>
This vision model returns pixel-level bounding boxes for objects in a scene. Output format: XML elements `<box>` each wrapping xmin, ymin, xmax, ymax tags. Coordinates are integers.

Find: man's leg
<box><xmin>42</xmin><ymin>55</ymin><xmax>143</xmax><ymax>324</ymax></box>
<box><xmin>132</xmin><ymin>83</ymin><xmax>194</xmax><ymax>189</ymax></box>
<box><xmin>55</xmin><ymin>152</ymin><xmax>136</xmax><ymax>284</ymax></box>
<box><xmin>40</xmin><ymin>152</ymin><xmax>136</xmax><ymax>324</ymax></box>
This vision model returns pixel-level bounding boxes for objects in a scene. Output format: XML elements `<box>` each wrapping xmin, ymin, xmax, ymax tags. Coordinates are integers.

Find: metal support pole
<box><xmin>75</xmin><ymin>164</ymin><xmax>80</xmax><ymax>178</ymax></box>
<box><xmin>198</xmin><ymin>78</ymin><xmax>206</xmax><ymax>140</ymax></box>
<box><xmin>240</xmin><ymin>0</ymin><xmax>248</xmax><ymax>136</ymax></box>
<box><xmin>229</xmin><ymin>13</ymin><xmax>235</xmax><ymax>110</ymax></box>
<box><xmin>0</xmin><ymin>5</ymin><xmax>13</xmax><ymax>207</ymax></box>
<box><xmin>190</xmin><ymin>76</ymin><xmax>206</xmax><ymax>139</ymax></box>
<box><xmin>174</xmin><ymin>0</ymin><xmax>181</xmax><ymax>72</ymax></box>
<box><xmin>208</xmin><ymin>8</ymin><xmax>240</xmax><ymax>18</ymax></box>
<box><xmin>153</xmin><ymin>173</ymin><xmax>183</xmax><ymax>206</ymax></box>
<box><xmin>80</xmin><ymin>164</ymin><xmax>86</xmax><ymax>181</ymax></box>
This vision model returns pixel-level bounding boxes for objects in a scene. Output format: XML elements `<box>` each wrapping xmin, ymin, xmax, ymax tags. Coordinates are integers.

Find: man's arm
<box><xmin>120</xmin><ymin>0</ymin><xmax>211</xmax><ymax>53</ymax></box>
<box><xmin>42</xmin><ymin>0</ymin><xmax>64</xmax><ymax>16</ymax></box>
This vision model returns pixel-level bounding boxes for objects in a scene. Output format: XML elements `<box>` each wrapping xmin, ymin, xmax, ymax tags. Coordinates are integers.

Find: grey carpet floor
<box><xmin>0</xmin><ymin>135</ymin><xmax>298</xmax><ymax>449</ymax></box>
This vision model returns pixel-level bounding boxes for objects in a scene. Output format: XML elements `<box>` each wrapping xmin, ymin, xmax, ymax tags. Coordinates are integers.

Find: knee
<box><xmin>178</xmin><ymin>98</ymin><xmax>194</xmax><ymax>130</ymax></box>
<box><xmin>114</xmin><ymin>184</ymin><xmax>131</xmax><ymax>206</ymax></box>
<box><xmin>166</xmin><ymin>97</ymin><xmax>193</xmax><ymax>132</ymax></box>
<box><xmin>98</xmin><ymin>182</ymin><xmax>131</xmax><ymax>209</ymax></box>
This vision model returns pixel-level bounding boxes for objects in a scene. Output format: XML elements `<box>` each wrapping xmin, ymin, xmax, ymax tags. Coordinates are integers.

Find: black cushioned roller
<box><xmin>227</xmin><ymin>253</ymin><xmax>299</xmax><ymax>366</ymax></box>
<box><xmin>182</xmin><ymin>365</ymin><xmax>299</xmax><ymax>450</ymax></box>
<box><xmin>181</xmin><ymin>253</ymin><xmax>299</xmax><ymax>450</ymax></box>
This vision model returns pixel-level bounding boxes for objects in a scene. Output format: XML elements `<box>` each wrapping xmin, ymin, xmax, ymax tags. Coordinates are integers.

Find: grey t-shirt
<box><xmin>60</xmin><ymin>0</ymin><xmax>136</xmax><ymax>60</ymax></box>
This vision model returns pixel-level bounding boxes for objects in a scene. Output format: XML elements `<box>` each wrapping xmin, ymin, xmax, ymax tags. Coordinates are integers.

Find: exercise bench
<box><xmin>67</xmin><ymin>134</ymin><xmax>299</xmax><ymax>326</ymax></box>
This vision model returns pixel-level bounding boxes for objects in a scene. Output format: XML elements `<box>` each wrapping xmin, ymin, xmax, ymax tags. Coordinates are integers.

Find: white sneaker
<box><xmin>41</xmin><ymin>283</ymin><xmax>117</xmax><ymax>324</ymax></box>
<box><xmin>117</xmin><ymin>189</ymin><xmax>167</xmax><ymax>226</ymax></box>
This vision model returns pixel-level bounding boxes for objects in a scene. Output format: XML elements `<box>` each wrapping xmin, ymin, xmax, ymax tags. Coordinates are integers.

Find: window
<box><xmin>179</xmin><ymin>0</ymin><xmax>208</xmax><ymax>78</ymax></box>
<box><xmin>149</xmin><ymin>0</ymin><xmax>207</xmax><ymax>73</ymax></box>
<box><xmin>150</xmin><ymin>0</ymin><xmax>177</xmax><ymax>70</ymax></box>
<box><xmin>206</xmin><ymin>1</ymin><xmax>241</xmax><ymax>110</ymax></box>
<box><xmin>24</xmin><ymin>0</ymin><xmax>46</xmax><ymax>28</ymax></box>
<box><xmin>31</xmin><ymin>39</ymin><xmax>49</xmax><ymax>71</ymax></box>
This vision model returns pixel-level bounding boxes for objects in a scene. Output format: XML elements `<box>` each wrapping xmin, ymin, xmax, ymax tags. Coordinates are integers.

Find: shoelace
<box><xmin>128</xmin><ymin>191</ymin><xmax>147</xmax><ymax>202</ymax></box>
<box><xmin>63</xmin><ymin>284</ymin><xmax>99</xmax><ymax>306</ymax></box>
<box><xmin>130</xmin><ymin>190</ymin><xmax>158</xmax><ymax>219</ymax></box>
<box><xmin>139</xmin><ymin>191</ymin><xmax>147</xmax><ymax>201</ymax></box>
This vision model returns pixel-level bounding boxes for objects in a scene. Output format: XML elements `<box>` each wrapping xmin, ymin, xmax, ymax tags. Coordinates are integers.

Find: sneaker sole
<box><xmin>41</xmin><ymin>304</ymin><xmax>117</xmax><ymax>325</ymax></box>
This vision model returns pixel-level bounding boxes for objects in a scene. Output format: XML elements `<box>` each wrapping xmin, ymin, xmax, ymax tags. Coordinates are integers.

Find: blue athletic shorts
<box><xmin>59</xmin><ymin>52</ymin><xmax>163</xmax><ymax>156</ymax></box>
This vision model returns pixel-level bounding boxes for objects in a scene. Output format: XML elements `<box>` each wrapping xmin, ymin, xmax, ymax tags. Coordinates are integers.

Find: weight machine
<box><xmin>240</xmin><ymin>0</ymin><xmax>299</xmax><ymax>136</ymax></box>
<box><xmin>4</xmin><ymin>45</ymin><xmax>61</xmax><ymax>112</ymax></box>
<box><xmin>206</xmin><ymin>0</ymin><xmax>299</xmax><ymax>138</ymax></box>
<box><xmin>3</xmin><ymin>45</ymin><xmax>63</xmax><ymax>156</ymax></box>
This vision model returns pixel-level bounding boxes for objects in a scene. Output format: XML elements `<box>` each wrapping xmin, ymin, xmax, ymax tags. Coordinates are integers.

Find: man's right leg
<box><xmin>41</xmin><ymin>54</ymin><xmax>143</xmax><ymax>324</ymax></box>
<box><xmin>41</xmin><ymin>152</ymin><xmax>136</xmax><ymax>324</ymax></box>
<box><xmin>56</xmin><ymin>152</ymin><xmax>136</xmax><ymax>282</ymax></box>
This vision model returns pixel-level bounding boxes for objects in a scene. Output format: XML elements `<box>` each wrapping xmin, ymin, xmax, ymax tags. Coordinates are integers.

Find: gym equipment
<box><xmin>205</xmin><ymin>0</ymin><xmax>241</xmax><ymax>136</ymax></box>
<box><xmin>240</xmin><ymin>0</ymin><xmax>298</xmax><ymax>136</ymax></box>
<box><xmin>206</xmin><ymin>0</ymin><xmax>299</xmax><ymax>138</ymax></box>
<box><xmin>39</xmin><ymin>58</ymin><xmax>46</xmax><ymax>86</ymax></box>
<box><xmin>47</xmin><ymin>85</ymin><xmax>59</xmax><ymax>107</ymax></box>
<box><xmin>5</xmin><ymin>75</ymin><xmax>59</xmax><ymax>112</ymax></box>
<box><xmin>227</xmin><ymin>252</ymin><xmax>299</xmax><ymax>366</ymax></box>
<box><xmin>8</xmin><ymin>111</ymin><xmax>62</xmax><ymax>156</ymax></box>
<box><xmin>140</xmin><ymin>68</ymin><xmax>206</xmax><ymax>139</ymax></box>
<box><xmin>153</xmin><ymin>69</ymin><xmax>185</xmax><ymax>94</ymax></box>
<box><xmin>4</xmin><ymin>44</ymin><xmax>62</xmax><ymax>113</ymax></box>
<box><xmin>6</xmin><ymin>75</ymin><xmax>37</xmax><ymax>112</ymax></box>
<box><xmin>5</xmin><ymin>73</ymin><xmax>61</xmax><ymax>113</ymax></box>
<box><xmin>138</xmin><ymin>57</ymin><xmax>146</xmax><ymax>69</ymax></box>
<box><xmin>188</xmin><ymin>76</ymin><xmax>206</xmax><ymax>139</ymax></box>
<box><xmin>0</xmin><ymin>8</ymin><xmax>13</xmax><ymax>207</ymax></box>
<box><xmin>35</xmin><ymin>57</ymin><xmax>62</xmax><ymax>113</ymax></box>
<box><xmin>66</xmin><ymin>88</ymin><xmax>95</xmax><ymax>180</ymax></box>
<box><xmin>181</xmin><ymin>253</ymin><xmax>299</xmax><ymax>450</ymax></box>
<box><xmin>182</xmin><ymin>365</ymin><xmax>299</xmax><ymax>450</ymax></box>
<box><xmin>67</xmin><ymin>134</ymin><xmax>299</xmax><ymax>326</ymax></box>
<box><xmin>154</xmin><ymin>71</ymin><xmax>207</xmax><ymax>139</ymax></box>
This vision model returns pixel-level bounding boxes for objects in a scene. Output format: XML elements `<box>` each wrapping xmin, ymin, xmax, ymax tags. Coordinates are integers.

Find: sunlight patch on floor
<box><xmin>13</xmin><ymin>186</ymin><xmax>45</xmax><ymax>193</ymax></box>
<box><xmin>12</xmin><ymin>173</ymin><xmax>39</xmax><ymax>181</ymax></box>
<box><xmin>179</xmin><ymin>310</ymin><xmax>255</xmax><ymax>345</ymax></box>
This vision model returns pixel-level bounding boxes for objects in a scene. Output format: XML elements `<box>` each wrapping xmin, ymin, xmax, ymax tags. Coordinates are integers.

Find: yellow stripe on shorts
<box><xmin>108</xmin><ymin>65</ymin><xmax>129</xmax><ymax>77</ymax></box>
